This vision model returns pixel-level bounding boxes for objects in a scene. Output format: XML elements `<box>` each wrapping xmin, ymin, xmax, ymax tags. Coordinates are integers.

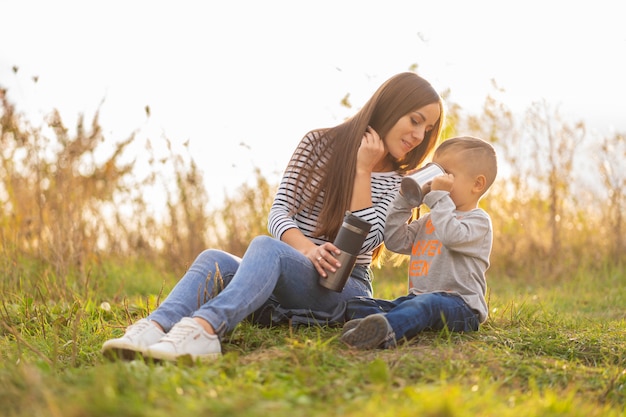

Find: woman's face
<box><xmin>384</xmin><ymin>102</ymin><xmax>441</xmax><ymax>160</ymax></box>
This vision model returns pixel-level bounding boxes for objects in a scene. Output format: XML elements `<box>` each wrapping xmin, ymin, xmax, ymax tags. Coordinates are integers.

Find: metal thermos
<box><xmin>318</xmin><ymin>211</ymin><xmax>372</xmax><ymax>292</ymax></box>
<box><xmin>400</xmin><ymin>162</ymin><xmax>446</xmax><ymax>206</ymax></box>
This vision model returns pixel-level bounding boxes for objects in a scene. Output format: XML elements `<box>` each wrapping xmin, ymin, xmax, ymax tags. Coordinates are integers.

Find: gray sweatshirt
<box><xmin>384</xmin><ymin>190</ymin><xmax>492</xmax><ymax>323</ymax></box>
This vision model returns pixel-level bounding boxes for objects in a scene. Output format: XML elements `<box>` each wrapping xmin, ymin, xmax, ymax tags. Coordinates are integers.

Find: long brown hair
<box><xmin>292</xmin><ymin>72</ymin><xmax>444</xmax><ymax>241</ymax></box>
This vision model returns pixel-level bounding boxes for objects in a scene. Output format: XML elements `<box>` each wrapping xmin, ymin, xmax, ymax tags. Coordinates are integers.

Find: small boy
<box><xmin>341</xmin><ymin>136</ymin><xmax>497</xmax><ymax>349</ymax></box>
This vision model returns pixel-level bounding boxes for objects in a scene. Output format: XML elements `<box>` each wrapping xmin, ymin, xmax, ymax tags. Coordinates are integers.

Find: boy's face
<box><xmin>432</xmin><ymin>151</ymin><xmax>479</xmax><ymax>211</ymax></box>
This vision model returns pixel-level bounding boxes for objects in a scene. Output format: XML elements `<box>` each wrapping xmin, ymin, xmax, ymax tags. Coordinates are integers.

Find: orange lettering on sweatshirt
<box><xmin>411</xmin><ymin>240</ymin><xmax>442</xmax><ymax>256</ymax></box>
<box><xmin>425</xmin><ymin>218</ymin><xmax>435</xmax><ymax>234</ymax></box>
<box><xmin>409</xmin><ymin>259</ymin><xmax>429</xmax><ymax>277</ymax></box>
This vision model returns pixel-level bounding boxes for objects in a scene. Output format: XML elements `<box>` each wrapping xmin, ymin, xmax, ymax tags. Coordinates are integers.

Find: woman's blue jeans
<box><xmin>345</xmin><ymin>292</ymin><xmax>480</xmax><ymax>342</ymax></box>
<box><xmin>148</xmin><ymin>235</ymin><xmax>373</xmax><ymax>336</ymax></box>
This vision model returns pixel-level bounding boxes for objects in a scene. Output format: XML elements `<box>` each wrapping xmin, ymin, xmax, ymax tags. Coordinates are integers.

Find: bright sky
<box><xmin>2</xmin><ymin>0</ymin><xmax>625</xmax><ymax>208</ymax></box>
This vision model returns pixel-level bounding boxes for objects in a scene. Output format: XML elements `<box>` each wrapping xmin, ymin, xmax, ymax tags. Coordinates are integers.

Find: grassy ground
<box><xmin>1</xmin><ymin>261</ymin><xmax>624</xmax><ymax>417</ymax></box>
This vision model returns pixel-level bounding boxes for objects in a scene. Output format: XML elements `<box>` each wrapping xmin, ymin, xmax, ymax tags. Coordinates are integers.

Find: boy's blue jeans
<box><xmin>345</xmin><ymin>292</ymin><xmax>480</xmax><ymax>342</ymax></box>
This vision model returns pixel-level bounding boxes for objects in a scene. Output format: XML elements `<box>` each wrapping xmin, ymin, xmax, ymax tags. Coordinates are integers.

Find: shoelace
<box><xmin>160</xmin><ymin>321</ymin><xmax>197</xmax><ymax>344</ymax></box>
<box><xmin>126</xmin><ymin>320</ymin><xmax>152</xmax><ymax>338</ymax></box>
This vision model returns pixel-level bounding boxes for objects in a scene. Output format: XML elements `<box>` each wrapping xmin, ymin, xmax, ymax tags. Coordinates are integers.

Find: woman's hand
<box><xmin>356</xmin><ymin>126</ymin><xmax>386</xmax><ymax>174</ymax></box>
<box><xmin>307</xmin><ymin>242</ymin><xmax>341</xmax><ymax>278</ymax></box>
<box><xmin>280</xmin><ymin>229</ymin><xmax>342</xmax><ymax>278</ymax></box>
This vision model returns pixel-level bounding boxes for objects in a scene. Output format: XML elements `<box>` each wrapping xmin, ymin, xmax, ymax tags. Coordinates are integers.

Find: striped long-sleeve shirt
<box><xmin>267</xmin><ymin>130</ymin><xmax>403</xmax><ymax>267</ymax></box>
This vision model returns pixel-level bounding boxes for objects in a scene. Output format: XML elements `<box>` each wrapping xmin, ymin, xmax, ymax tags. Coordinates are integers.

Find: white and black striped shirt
<box><xmin>268</xmin><ymin>131</ymin><xmax>403</xmax><ymax>266</ymax></box>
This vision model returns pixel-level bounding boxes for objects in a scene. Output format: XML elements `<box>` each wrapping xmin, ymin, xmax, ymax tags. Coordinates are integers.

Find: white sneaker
<box><xmin>145</xmin><ymin>317</ymin><xmax>222</xmax><ymax>363</ymax></box>
<box><xmin>102</xmin><ymin>318</ymin><xmax>165</xmax><ymax>360</ymax></box>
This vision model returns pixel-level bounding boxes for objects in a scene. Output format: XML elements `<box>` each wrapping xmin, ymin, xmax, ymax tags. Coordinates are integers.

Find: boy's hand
<box><xmin>431</xmin><ymin>173</ymin><xmax>454</xmax><ymax>192</ymax></box>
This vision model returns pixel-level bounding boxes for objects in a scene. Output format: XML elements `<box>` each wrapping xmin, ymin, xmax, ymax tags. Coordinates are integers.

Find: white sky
<box><xmin>2</xmin><ymin>0</ymin><xmax>625</xmax><ymax>208</ymax></box>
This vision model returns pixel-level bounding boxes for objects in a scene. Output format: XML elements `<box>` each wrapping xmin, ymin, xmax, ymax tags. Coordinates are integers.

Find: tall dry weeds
<box><xmin>0</xmin><ymin>85</ymin><xmax>271</xmax><ymax>296</ymax></box>
<box><xmin>0</xmin><ymin>82</ymin><xmax>623</xmax><ymax>298</ymax></box>
<box><xmin>1</xmin><ymin>88</ymin><xmax>144</xmax><ymax>294</ymax></box>
<box><xmin>597</xmin><ymin>133</ymin><xmax>625</xmax><ymax>260</ymax></box>
<box><xmin>458</xmin><ymin>88</ymin><xmax>624</xmax><ymax>278</ymax></box>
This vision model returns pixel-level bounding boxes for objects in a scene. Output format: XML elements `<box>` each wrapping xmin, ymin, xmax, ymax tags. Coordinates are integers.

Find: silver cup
<box><xmin>318</xmin><ymin>212</ymin><xmax>372</xmax><ymax>292</ymax></box>
<box><xmin>400</xmin><ymin>162</ymin><xmax>445</xmax><ymax>206</ymax></box>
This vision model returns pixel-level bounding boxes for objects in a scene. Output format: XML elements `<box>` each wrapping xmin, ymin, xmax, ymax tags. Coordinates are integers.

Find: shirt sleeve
<box><xmin>424</xmin><ymin>190</ymin><xmax>492</xmax><ymax>259</ymax></box>
<box><xmin>267</xmin><ymin>132</ymin><xmax>319</xmax><ymax>239</ymax></box>
<box><xmin>383</xmin><ymin>191</ymin><xmax>421</xmax><ymax>255</ymax></box>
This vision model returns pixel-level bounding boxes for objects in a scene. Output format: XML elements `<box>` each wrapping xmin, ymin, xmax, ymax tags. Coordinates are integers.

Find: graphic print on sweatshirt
<box><xmin>408</xmin><ymin>217</ymin><xmax>440</xmax><ymax>289</ymax></box>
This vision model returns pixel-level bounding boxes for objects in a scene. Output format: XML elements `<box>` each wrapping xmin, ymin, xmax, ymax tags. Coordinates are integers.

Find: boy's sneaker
<box><xmin>102</xmin><ymin>318</ymin><xmax>165</xmax><ymax>361</ymax></box>
<box><xmin>341</xmin><ymin>318</ymin><xmax>363</xmax><ymax>336</ymax></box>
<box><xmin>340</xmin><ymin>314</ymin><xmax>396</xmax><ymax>350</ymax></box>
<box><xmin>145</xmin><ymin>317</ymin><xmax>222</xmax><ymax>363</ymax></box>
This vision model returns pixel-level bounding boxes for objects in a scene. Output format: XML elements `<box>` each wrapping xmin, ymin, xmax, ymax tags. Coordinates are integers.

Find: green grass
<box><xmin>1</xmin><ymin>261</ymin><xmax>625</xmax><ymax>417</ymax></box>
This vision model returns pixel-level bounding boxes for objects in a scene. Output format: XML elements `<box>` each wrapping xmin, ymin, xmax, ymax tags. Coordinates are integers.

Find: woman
<box><xmin>102</xmin><ymin>72</ymin><xmax>444</xmax><ymax>362</ymax></box>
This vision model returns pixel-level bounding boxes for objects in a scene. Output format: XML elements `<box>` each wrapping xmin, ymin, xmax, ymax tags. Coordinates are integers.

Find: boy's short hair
<box><xmin>435</xmin><ymin>136</ymin><xmax>498</xmax><ymax>191</ymax></box>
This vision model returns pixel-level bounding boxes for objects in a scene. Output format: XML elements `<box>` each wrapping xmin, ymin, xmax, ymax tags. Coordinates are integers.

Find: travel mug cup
<box><xmin>318</xmin><ymin>211</ymin><xmax>372</xmax><ymax>292</ymax></box>
<box><xmin>400</xmin><ymin>162</ymin><xmax>445</xmax><ymax>206</ymax></box>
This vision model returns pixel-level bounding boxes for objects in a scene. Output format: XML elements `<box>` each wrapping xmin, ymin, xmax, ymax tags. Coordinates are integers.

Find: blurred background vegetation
<box><xmin>0</xmin><ymin>79</ymin><xmax>624</xmax><ymax>302</ymax></box>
